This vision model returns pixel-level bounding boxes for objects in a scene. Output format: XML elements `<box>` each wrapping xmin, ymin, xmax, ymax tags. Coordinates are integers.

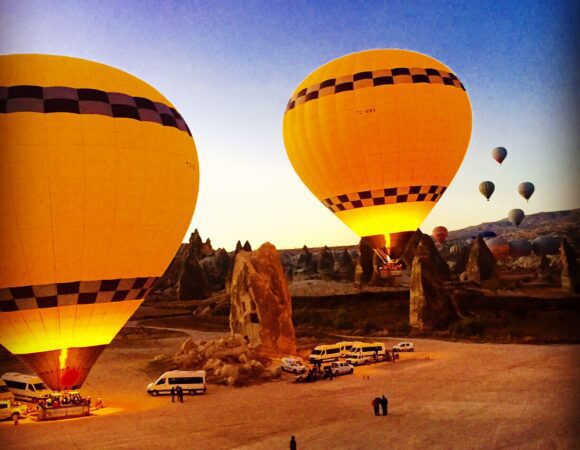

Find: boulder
<box><xmin>179</xmin><ymin>338</ymin><xmax>197</xmax><ymax>355</ymax></box>
<box><xmin>409</xmin><ymin>239</ymin><xmax>455</xmax><ymax>330</ymax></box>
<box><xmin>464</xmin><ymin>235</ymin><xmax>498</xmax><ymax>283</ymax></box>
<box><xmin>318</xmin><ymin>246</ymin><xmax>335</xmax><ymax>279</ymax></box>
<box><xmin>229</xmin><ymin>243</ymin><xmax>297</xmax><ymax>357</ymax></box>
<box><xmin>560</xmin><ymin>238</ymin><xmax>578</xmax><ymax>293</ymax></box>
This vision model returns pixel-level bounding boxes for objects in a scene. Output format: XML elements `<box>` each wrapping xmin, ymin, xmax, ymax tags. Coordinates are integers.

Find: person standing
<box><xmin>372</xmin><ymin>397</ymin><xmax>381</xmax><ymax>416</ymax></box>
<box><xmin>179</xmin><ymin>386</ymin><xmax>184</xmax><ymax>403</ymax></box>
<box><xmin>171</xmin><ymin>386</ymin><xmax>176</xmax><ymax>403</ymax></box>
<box><xmin>381</xmin><ymin>395</ymin><xmax>388</xmax><ymax>416</ymax></box>
<box><xmin>290</xmin><ymin>435</ymin><xmax>297</xmax><ymax>450</ymax></box>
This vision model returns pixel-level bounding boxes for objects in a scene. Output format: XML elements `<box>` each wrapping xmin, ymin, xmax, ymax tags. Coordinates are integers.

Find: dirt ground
<box><xmin>1</xmin><ymin>331</ymin><xmax>579</xmax><ymax>449</ymax></box>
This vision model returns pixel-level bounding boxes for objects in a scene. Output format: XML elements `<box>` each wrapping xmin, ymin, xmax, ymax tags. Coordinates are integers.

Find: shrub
<box><xmin>450</xmin><ymin>317</ymin><xmax>486</xmax><ymax>337</ymax></box>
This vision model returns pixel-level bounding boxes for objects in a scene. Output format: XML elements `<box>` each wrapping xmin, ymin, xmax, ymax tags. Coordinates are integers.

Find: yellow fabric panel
<box><xmin>0</xmin><ymin>300</ymin><xmax>143</xmax><ymax>354</ymax></box>
<box><xmin>283</xmin><ymin>49</ymin><xmax>472</xmax><ymax>239</ymax></box>
<box><xmin>0</xmin><ymin>54</ymin><xmax>172</xmax><ymax>106</ymax></box>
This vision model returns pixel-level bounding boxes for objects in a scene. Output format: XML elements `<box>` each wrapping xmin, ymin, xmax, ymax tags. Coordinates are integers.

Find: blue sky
<box><xmin>1</xmin><ymin>0</ymin><xmax>578</xmax><ymax>249</ymax></box>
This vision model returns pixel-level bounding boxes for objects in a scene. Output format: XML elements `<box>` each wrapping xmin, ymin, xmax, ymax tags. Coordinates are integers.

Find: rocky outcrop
<box><xmin>243</xmin><ymin>241</ymin><xmax>252</xmax><ymax>252</ymax></box>
<box><xmin>318</xmin><ymin>246</ymin><xmax>335</xmax><ymax>280</ymax></box>
<box><xmin>229</xmin><ymin>242</ymin><xmax>297</xmax><ymax>356</ymax></box>
<box><xmin>201</xmin><ymin>238</ymin><xmax>214</xmax><ymax>257</ymax></box>
<box><xmin>296</xmin><ymin>245</ymin><xmax>317</xmax><ymax>274</ymax></box>
<box><xmin>560</xmin><ymin>238</ymin><xmax>578</xmax><ymax>293</ymax></box>
<box><xmin>177</xmin><ymin>232</ymin><xmax>211</xmax><ymax>300</ymax></box>
<box><xmin>200</xmin><ymin>248</ymin><xmax>231</xmax><ymax>291</ymax></box>
<box><xmin>334</xmin><ymin>250</ymin><xmax>355</xmax><ymax>281</ymax></box>
<box><xmin>409</xmin><ymin>239</ymin><xmax>455</xmax><ymax>330</ymax></box>
<box><xmin>358</xmin><ymin>239</ymin><xmax>375</xmax><ymax>284</ymax></box>
<box><xmin>399</xmin><ymin>229</ymin><xmax>424</xmax><ymax>269</ymax></box>
<box><xmin>156</xmin><ymin>334</ymin><xmax>282</xmax><ymax>386</ymax></box>
<box><xmin>464</xmin><ymin>236</ymin><xmax>498</xmax><ymax>283</ymax></box>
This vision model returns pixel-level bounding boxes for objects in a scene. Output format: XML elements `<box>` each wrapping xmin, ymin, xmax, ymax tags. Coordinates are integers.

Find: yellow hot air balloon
<box><xmin>0</xmin><ymin>55</ymin><xmax>199</xmax><ymax>390</ymax></box>
<box><xmin>283</xmin><ymin>49</ymin><xmax>472</xmax><ymax>257</ymax></box>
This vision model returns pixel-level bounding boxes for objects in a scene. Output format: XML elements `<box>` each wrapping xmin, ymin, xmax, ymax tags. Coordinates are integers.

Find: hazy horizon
<box><xmin>2</xmin><ymin>0</ymin><xmax>578</xmax><ymax>249</ymax></box>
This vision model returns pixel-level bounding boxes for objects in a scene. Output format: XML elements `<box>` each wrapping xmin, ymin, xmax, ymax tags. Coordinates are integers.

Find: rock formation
<box><xmin>200</xmin><ymin>238</ymin><xmax>214</xmax><ymax>257</ymax></box>
<box><xmin>464</xmin><ymin>235</ymin><xmax>498</xmax><ymax>283</ymax></box>
<box><xmin>318</xmin><ymin>246</ymin><xmax>335</xmax><ymax>279</ymax></box>
<box><xmin>560</xmin><ymin>238</ymin><xmax>578</xmax><ymax>293</ymax></box>
<box><xmin>358</xmin><ymin>239</ymin><xmax>375</xmax><ymax>283</ymax></box>
<box><xmin>409</xmin><ymin>238</ymin><xmax>455</xmax><ymax>330</ymax></box>
<box><xmin>229</xmin><ymin>242</ymin><xmax>297</xmax><ymax>356</ymax></box>
<box><xmin>177</xmin><ymin>231</ymin><xmax>210</xmax><ymax>300</ymax></box>
<box><xmin>334</xmin><ymin>250</ymin><xmax>355</xmax><ymax>281</ymax></box>
<box><xmin>296</xmin><ymin>245</ymin><xmax>317</xmax><ymax>274</ymax></box>
<box><xmin>399</xmin><ymin>229</ymin><xmax>424</xmax><ymax>269</ymax></box>
<box><xmin>200</xmin><ymin>248</ymin><xmax>231</xmax><ymax>291</ymax></box>
<box><xmin>243</xmin><ymin>241</ymin><xmax>252</xmax><ymax>252</ymax></box>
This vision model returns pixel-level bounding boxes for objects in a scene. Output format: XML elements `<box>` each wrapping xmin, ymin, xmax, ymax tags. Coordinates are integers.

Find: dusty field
<box><xmin>1</xmin><ymin>331</ymin><xmax>579</xmax><ymax>449</ymax></box>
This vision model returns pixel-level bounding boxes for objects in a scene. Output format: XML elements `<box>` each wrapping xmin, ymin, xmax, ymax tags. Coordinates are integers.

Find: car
<box><xmin>281</xmin><ymin>357</ymin><xmax>307</xmax><ymax>374</ymax></box>
<box><xmin>0</xmin><ymin>400</ymin><xmax>27</xmax><ymax>421</ymax></box>
<box><xmin>345</xmin><ymin>354</ymin><xmax>371</xmax><ymax>366</ymax></box>
<box><xmin>392</xmin><ymin>342</ymin><xmax>414</xmax><ymax>352</ymax></box>
<box><xmin>329</xmin><ymin>361</ymin><xmax>354</xmax><ymax>376</ymax></box>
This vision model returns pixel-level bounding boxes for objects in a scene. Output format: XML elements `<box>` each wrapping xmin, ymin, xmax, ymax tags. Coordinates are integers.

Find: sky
<box><xmin>1</xmin><ymin>0</ymin><xmax>578</xmax><ymax>250</ymax></box>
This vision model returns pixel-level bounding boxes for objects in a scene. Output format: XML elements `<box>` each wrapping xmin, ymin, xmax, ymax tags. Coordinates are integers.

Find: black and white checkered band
<box><xmin>0</xmin><ymin>85</ymin><xmax>191</xmax><ymax>136</ymax></box>
<box><xmin>0</xmin><ymin>277</ymin><xmax>158</xmax><ymax>312</ymax></box>
<box><xmin>286</xmin><ymin>67</ymin><xmax>465</xmax><ymax>112</ymax></box>
<box><xmin>323</xmin><ymin>185</ymin><xmax>447</xmax><ymax>213</ymax></box>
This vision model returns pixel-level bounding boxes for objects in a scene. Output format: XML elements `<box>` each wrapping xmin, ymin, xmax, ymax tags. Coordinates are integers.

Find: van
<box><xmin>1</xmin><ymin>373</ymin><xmax>51</xmax><ymax>403</ymax></box>
<box><xmin>0</xmin><ymin>380</ymin><xmax>14</xmax><ymax>402</ymax></box>
<box><xmin>346</xmin><ymin>342</ymin><xmax>387</xmax><ymax>361</ymax></box>
<box><xmin>147</xmin><ymin>370</ymin><xmax>207</xmax><ymax>396</ymax></box>
<box><xmin>336</xmin><ymin>341</ymin><xmax>355</xmax><ymax>357</ymax></box>
<box><xmin>308</xmin><ymin>344</ymin><xmax>341</xmax><ymax>364</ymax></box>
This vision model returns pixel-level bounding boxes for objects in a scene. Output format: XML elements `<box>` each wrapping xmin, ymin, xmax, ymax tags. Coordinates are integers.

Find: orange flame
<box><xmin>59</xmin><ymin>348</ymin><xmax>68</xmax><ymax>370</ymax></box>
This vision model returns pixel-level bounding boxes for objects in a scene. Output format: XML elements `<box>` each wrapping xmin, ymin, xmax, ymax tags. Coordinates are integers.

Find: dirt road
<box><xmin>1</xmin><ymin>336</ymin><xmax>578</xmax><ymax>449</ymax></box>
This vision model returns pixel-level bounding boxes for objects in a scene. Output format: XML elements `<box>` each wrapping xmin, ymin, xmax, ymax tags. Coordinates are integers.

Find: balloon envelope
<box><xmin>491</xmin><ymin>147</ymin><xmax>507</xmax><ymax>164</ymax></box>
<box><xmin>509</xmin><ymin>239</ymin><xmax>532</xmax><ymax>259</ymax></box>
<box><xmin>479</xmin><ymin>181</ymin><xmax>495</xmax><ymax>201</ymax></box>
<box><xmin>283</xmin><ymin>49</ymin><xmax>472</xmax><ymax>257</ymax></box>
<box><xmin>518</xmin><ymin>182</ymin><xmax>535</xmax><ymax>201</ymax></box>
<box><xmin>486</xmin><ymin>237</ymin><xmax>510</xmax><ymax>261</ymax></box>
<box><xmin>432</xmin><ymin>226</ymin><xmax>449</xmax><ymax>244</ymax></box>
<box><xmin>532</xmin><ymin>236</ymin><xmax>559</xmax><ymax>256</ymax></box>
<box><xmin>508</xmin><ymin>209</ymin><xmax>525</xmax><ymax>227</ymax></box>
<box><xmin>0</xmin><ymin>55</ymin><xmax>199</xmax><ymax>390</ymax></box>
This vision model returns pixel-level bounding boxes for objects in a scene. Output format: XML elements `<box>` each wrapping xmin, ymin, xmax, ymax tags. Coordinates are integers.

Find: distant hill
<box><xmin>446</xmin><ymin>208</ymin><xmax>580</xmax><ymax>248</ymax></box>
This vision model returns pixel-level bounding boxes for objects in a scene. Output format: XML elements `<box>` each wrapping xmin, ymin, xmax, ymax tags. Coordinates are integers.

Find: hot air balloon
<box><xmin>432</xmin><ymin>226</ymin><xmax>449</xmax><ymax>245</ymax></box>
<box><xmin>282</xmin><ymin>49</ymin><xmax>472</xmax><ymax>259</ymax></box>
<box><xmin>518</xmin><ymin>182</ymin><xmax>535</xmax><ymax>202</ymax></box>
<box><xmin>532</xmin><ymin>236</ymin><xmax>559</xmax><ymax>256</ymax></box>
<box><xmin>486</xmin><ymin>237</ymin><xmax>510</xmax><ymax>262</ymax></box>
<box><xmin>0</xmin><ymin>55</ymin><xmax>199</xmax><ymax>391</ymax></box>
<box><xmin>491</xmin><ymin>147</ymin><xmax>507</xmax><ymax>165</ymax></box>
<box><xmin>509</xmin><ymin>239</ymin><xmax>532</xmax><ymax>259</ymax></box>
<box><xmin>479</xmin><ymin>181</ymin><xmax>495</xmax><ymax>201</ymax></box>
<box><xmin>508</xmin><ymin>209</ymin><xmax>525</xmax><ymax>227</ymax></box>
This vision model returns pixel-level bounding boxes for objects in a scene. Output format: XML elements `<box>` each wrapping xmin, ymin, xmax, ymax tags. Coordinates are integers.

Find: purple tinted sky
<box><xmin>1</xmin><ymin>0</ymin><xmax>578</xmax><ymax>248</ymax></box>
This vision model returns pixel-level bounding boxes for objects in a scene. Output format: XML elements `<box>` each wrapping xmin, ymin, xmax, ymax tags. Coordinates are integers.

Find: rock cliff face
<box><xmin>177</xmin><ymin>232</ymin><xmax>210</xmax><ymax>300</ymax></box>
<box><xmin>318</xmin><ymin>246</ymin><xmax>335</xmax><ymax>279</ymax></box>
<box><xmin>229</xmin><ymin>243</ymin><xmax>297</xmax><ymax>357</ymax></box>
<box><xmin>560</xmin><ymin>238</ymin><xmax>578</xmax><ymax>293</ymax></box>
<box><xmin>464</xmin><ymin>236</ymin><xmax>498</xmax><ymax>283</ymax></box>
<box><xmin>409</xmin><ymin>238</ymin><xmax>455</xmax><ymax>330</ymax></box>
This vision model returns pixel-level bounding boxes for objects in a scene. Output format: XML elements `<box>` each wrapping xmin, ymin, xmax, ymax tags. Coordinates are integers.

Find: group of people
<box><xmin>371</xmin><ymin>395</ymin><xmax>389</xmax><ymax>416</ymax></box>
<box><xmin>301</xmin><ymin>365</ymin><xmax>334</xmax><ymax>382</ymax></box>
<box><xmin>170</xmin><ymin>386</ymin><xmax>185</xmax><ymax>403</ymax></box>
<box><xmin>38</xmin><ymin>392</ymin><xmax>90</xmax><ymax>409</ymax></box>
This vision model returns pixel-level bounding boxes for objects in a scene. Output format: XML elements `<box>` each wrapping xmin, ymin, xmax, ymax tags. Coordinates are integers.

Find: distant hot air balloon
<box><xmin>432</xmin><ymin>226</ymin><xmax>449</xmax><ymax>245</ymax></box>
<box><xmin>491</xmin><ymin>147</ymin><xmax>507</xmax><ymax>165</ymax></box>
<box><xmin>508</xmin><ymin>209</ymin><xmax>525</xmax><ymax>227</ymax></box>
<box><xmin>283</xmin><ymin>49</ymin><xmax>472</xmax><ymax>258</ymax></box>
<box><xmin>518</xmin><ymin>182</ymin><xmax>535</xmax><ymax>202</ymax></box>
<box><xmin>486</xmin><ymin>237</ymin><xmax>510</xmax><ymax>262</ymax></box>
<box><xmin>0</xmin><ymin>55</ymin><xmax>199</xmax><ymax>391</ymax></box>
<box><xmin>509</xmin><ymin>239</ymin><xmax>532</xmax><ymax>259</ymax></box>
<box><xmin>479</xmin><ymin>181</ymin><xmax>495</xmax><ymax>201</ymax></box>
<box><xmin>532</xmin><ymin>236</ymin><xmax>559</xmax><ymax>256</ymax></box>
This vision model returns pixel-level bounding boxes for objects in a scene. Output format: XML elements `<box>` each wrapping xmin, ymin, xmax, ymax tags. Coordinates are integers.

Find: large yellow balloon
<box><xmin>283</xmin><ymin>49</ymin><xmax>472</xmax><ymax>256</ymax></box>
<box><xmin>0</xmin><ymin>55</ymin><xmax>198</xmax><ymax>390</ymax></box>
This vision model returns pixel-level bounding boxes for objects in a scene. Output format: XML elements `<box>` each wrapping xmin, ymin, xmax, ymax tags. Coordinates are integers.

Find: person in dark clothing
<box><xmin>170</xmin><ymin>386</ymin><xmax>176</xmax><ymax>403</ymax></box>
<box><xmin>372</xmin><ymin>397</ymin><xmax>381</xmax><ymax>416</ymax></box>
<box><xmin>177</xmin><ymin>386</ymin><xmax>184</xmax><ymax>403</ymax></box>
<box><xmin>380</xmin><ymin>395</ymin><xmax>388</xmax><ymax>416</ymax></box>
<box><xmin>290</xmin><ymin>435</ymin><xmax>297</xmax><ymax>450</ymax></box>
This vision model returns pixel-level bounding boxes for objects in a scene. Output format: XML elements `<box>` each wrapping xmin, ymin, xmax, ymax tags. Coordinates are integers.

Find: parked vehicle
<box><xmin>281</xmin><ymin>357</ymin><xmax>307</xmax><ymax>374</ymax></box>
<box><xmin>329</xmin><ymin>361</ymin><xmax>354</xmax><ymax>376</ymax></box>
<box><xmin>0</xmin><ymin>380</ymin><xmax>14</xmax><ymax>402</ymax></box>
<box><xmin>308</xmin><ymin>344</ymin><xmax>341</xmax><ymax>364</ymax></box>
<box><xmin>147</xmin><ymin>370</ymin><xmax>207</xmax><ymax>396</ymax></box>
<box><xmin>1</xmin><ymin>373</ymin><xmax>51</xmax><ymax>403</ymax></box>
<box><xmin>347</xmin><ymin>342</ymin><xmax>387</xmax><ymax>361</ymax></box>
<box><xmin>345</xmin><ymin>354</ymin><xmax>371</xmax><ymax>366</ymax></box>
<box><xmin>392</xmin><ymin>342</ymin><xmax>414</xmax><ymax>352</ymax></box>
<box><xmin>336</xmin><ymin>341</ymin><xmax>355</xmax><ymax>357</ymax></box>
<box><xmin>0</xmin><ymin>400</ymin><xmax>27</xmax><ymax>421</ymax></box>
